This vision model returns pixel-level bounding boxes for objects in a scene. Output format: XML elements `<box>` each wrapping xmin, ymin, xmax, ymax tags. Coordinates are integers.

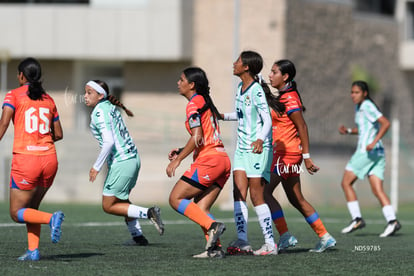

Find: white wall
<box><xmin>0</xmin><ymin>1</ymin><xmax>189</xmax><ymax>60</ymax></box>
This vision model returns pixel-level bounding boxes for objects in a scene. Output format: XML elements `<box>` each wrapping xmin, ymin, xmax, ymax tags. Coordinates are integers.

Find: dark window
<box><xmin>354</xmin><ymin>0</ymin><xmax>396</xmax><ymax>16</ymax></box>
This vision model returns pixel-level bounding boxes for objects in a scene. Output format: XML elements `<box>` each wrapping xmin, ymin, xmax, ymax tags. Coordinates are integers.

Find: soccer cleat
<box><xmin>193</xmin><ymin>245</ymin><xmax>225</xmax><ymax>259</ymax></box>
<box><xmin>379</xmin><ymin>220</ymin><xmax>401</xmax><ymax>237</ymax></box>
<box><xmin>147</xmin><ymin>206</ymin><xmax>164</xmax><ymax>235</ymax></box>
<box><xmin>253</xmin><ymin>243</ymin><xmax>278</xmax><ymax>256</ymax></box>
<box><xmin>226</xmin><ymin>239</ymin><xmax>254</xmax><ymax>255</ymax></box>
<box><xmin>278</xmin><ymin>232</ymin><xmax>298</xmax><ymax>250</ymax></box>
<box><xmin>49</xmin><ymin>211</ymin><xmax>65</xmax><ymax>243</ymax></box>
<box><xmin>17</xmin><ymin>249</ymin><xmax>40</xmax><ymax>261</ymax></box>
<box><xmin>133</xmin><ymin>235</ymin><xmax>149</xmax><ymax>246</ymax></box>
<box><xmin>341</xmin><ymin>217</ymin><xmax>365</xmax><ymax>234</ymax></box>
<box><xmin>205</xmin><ymin>222</ymin><xmax>226</xmax><ymax>250</ymax></box>
<box><xmin>309</xmin><ymin>233</ymin><xmax>336</xmax><ymax>253</ymax></box>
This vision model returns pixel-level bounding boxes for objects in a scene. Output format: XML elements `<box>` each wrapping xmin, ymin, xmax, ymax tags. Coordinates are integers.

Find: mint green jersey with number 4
<box><xmin>235</xmin><ymin>81</ymin><xmax>272</xmax><ymax>151</ymax></box>
<box><xmin>90</xmin><ymin>100</ymin><xmax>137</xmax><ymax>170</ymax></box>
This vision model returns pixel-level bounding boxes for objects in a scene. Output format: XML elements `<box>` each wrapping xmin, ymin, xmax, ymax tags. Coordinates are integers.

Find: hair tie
<box><xmin>86</xmin><ymin>80</ymin><xmax>107</xmax><ymax>98</ymax></box>
<box><xmin>256</xmin><ymin>73</ymin><xmax>264</xmax><ymax>84</ymax></box>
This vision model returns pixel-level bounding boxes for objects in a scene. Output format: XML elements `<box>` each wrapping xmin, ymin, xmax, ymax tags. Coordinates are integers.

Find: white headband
<box><xmin>86</xmin><ymin>80</ymin><xmax>107</xmax><ymax>98</ymax></box>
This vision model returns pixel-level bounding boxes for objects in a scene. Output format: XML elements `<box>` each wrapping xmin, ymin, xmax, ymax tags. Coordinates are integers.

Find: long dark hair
<box><xmin>274</xmin><ymin>59</ymin><xmax>306</xmax><ymax>112</ymax></box>
<box><xmin>18</xmin><ymin>57</ymin><xmax>45</xmax><ymax>100</ymax></box>
<box><xmin>351</xmin><ymin>80</ymin><xmax>379</xmax><ymax>109</ymax></box>
<box><xmin>183</xmin><ymin>67</ymin><xmax>221</xmax><ymax>120</ymax></box>
<box><xmin>240</xmin><ymin>51</ymin><xmax>285</xmax><ymax>114</ymax></box>
<box><xmin>92</xmin><ymin>80</ymin><xmax>134</xmax><ymax>117</ymax></box>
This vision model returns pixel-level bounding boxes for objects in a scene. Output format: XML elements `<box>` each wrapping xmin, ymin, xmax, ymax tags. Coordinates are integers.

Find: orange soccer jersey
<box><xmin>2</xmin><ymin>85</ymin><xmax>59</xmax><ymax>155</ymax></box>
<box><xmin>185</xmin><ymin>94</ymin><xmax>226</xmax><ymax>159</ymax></box>
<box><xmin>271</xmin><ymin>90</ymin><xmax>303</xmax><ymax>154</ymax></box>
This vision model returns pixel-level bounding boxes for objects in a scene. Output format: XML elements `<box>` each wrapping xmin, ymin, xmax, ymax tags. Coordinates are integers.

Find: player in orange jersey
<box><xmin>265</xmin><ymin>59</ymin><xmax>336</xmax><ymax>253</ymax></box>
<box><xmin>0</xmin><ymin>57</ymin><xmax>64</xmax><ymax>261</ymax></box>
<box><xmin>166</xmin><ymin>67</ymin><xmax>231</xmax><ymax>258</ymax></box>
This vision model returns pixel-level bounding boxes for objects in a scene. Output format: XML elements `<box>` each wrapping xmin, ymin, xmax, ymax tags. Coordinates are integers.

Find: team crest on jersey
<box><xmin>245</xmin><ymin>96</ymin><xmax>251</xmax><ymax>106</ymax></box>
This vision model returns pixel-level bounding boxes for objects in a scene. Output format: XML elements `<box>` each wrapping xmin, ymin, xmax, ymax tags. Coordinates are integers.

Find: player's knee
<box><xmin>168</xmin><ymin>194</ymin><xmax>179</xmax><ymax>210</ymax></box>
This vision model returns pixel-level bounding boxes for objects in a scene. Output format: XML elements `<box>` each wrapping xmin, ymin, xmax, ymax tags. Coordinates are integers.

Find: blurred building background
<box><xmin>0</xmin><ymin>0</ymin><xmax>412</xmax><ymax>208</ymax></box>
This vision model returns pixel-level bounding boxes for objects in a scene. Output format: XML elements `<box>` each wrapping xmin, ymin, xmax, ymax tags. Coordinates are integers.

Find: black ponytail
<box><xmin>274</xmin><ymin>60</ymin><xmax>306</xmax><ymax>112</ymax></box>
<box><xmin>18</xmin><ymin>57</ymin><xmax>45</xmax><ymax>100</ymax></box>
<box><xmin>183</xmin><ymin>67</ymin><xmax>222</xmax><ymax>120</ymax></box>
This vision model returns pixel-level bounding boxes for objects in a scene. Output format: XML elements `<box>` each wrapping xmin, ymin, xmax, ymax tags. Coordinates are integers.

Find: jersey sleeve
<box><xmin>283</xmin><ymin>93</ymin><xmax>301</xmax><ymax>116</ymax></box>
<box><xmin>186</xmin><ymin>101</ymin><xmax>201</xmax><ymax>129</ymax></box>
<box><xmin>91</xmin><ymin>108</ymin><xmax>115</xmax><ymax>171</ymax></box>
<box><xmin>2</xmin><ymin>90</ymin><xmax>16</xmax><ymax>110</ymax></box>
<box><xmin>253</xmin><ymin>86</ymin><xmax>272</xmax><ymax>141</ymax></box>
<box><xmin>363</xmin><ymin>100</ymin><xmax>383</xmax><ymax>123</ymax></box>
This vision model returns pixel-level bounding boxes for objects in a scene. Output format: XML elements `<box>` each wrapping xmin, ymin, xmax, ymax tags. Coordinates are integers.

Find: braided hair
<box><xmin>18</xmin><ymin>57</ymin><xmax>45</xmax><ymax>101</ymax></box>
<box><xmin>92</xmin><ymin>80</ymin><xmax>134</xmax><ymax>117</ymax></box>
<box><xmin>182</xmin><ymin>67</ymin><xmax>221</xmax><ymax>120</ymax></box>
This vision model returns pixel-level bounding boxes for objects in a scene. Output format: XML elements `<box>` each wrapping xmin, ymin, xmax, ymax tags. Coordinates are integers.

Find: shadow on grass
<box><xmin>42</xmin><ymin>252</ymin><xmax>104</xmax><ymax>261</ymax></box>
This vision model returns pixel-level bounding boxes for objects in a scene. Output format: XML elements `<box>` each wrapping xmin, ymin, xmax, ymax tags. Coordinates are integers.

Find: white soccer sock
<box><xmin>382</xmin><ymin>205</ymin><xmax>397</xmax><ymax>222</ymax></box>
<box><xmin>347</xmin><ymin>201</ymin><xmax>362</xmax><ymax>220</ymax></box>
<box><xmin>127</xmin><ymin>205</ymin><xmax>149</xmax><ymax>219</ymax></box>
<box><xmin>234</xmin><ymin>201</ymin><xmax>248</xmax><ymax>241</ymax></box>
<box><xmin>254</xmin><ymin>203</ymin><xmax>275</xmax><ymax>246</ymax></box>
<box><xmin>127</xmin><ymin>219</ymin><xmax>143</xmax><ymax>237</ymax></box>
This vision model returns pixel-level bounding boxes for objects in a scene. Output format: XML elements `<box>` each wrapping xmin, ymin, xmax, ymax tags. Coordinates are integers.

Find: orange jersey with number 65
<box><xmin>2</xmin><ymin>84</ymin><xmax>59</xmax><ymax>155</ymax></box>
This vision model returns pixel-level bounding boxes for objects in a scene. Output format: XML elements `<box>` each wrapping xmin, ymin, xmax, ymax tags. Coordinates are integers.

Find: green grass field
<box><xmin>0</xmin><ymin>202</ymin><xmax>413</xmax><ymax>276</ymax></box>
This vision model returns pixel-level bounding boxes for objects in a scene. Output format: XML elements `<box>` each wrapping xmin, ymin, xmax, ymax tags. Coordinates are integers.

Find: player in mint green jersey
<box><xmin>222</xmin><ymin>51</ymin><xmax>277</xmax><ymax>256</ymax></box>
<box><xmin>84</xmin><ymin>80</ymin><xmax>164</xmax><ymax>245</ymax></box>
<box><xmin>339</xmin><ymin>80</ymin><xmax>401</xmax><ymax>237</ymax></box>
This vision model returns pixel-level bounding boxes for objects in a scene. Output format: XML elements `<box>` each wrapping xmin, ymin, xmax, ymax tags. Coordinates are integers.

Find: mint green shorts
<box><xmin>103</xmin><ymin>156</ymin><xmax>141</xmax><ymax>200</ymax></box>
<box><xmin>345</xmin><ymin>150</ymin><xmax>385</xmax><ymax>180</ymax></box>
<box><xmin>233</xmin><ymin>148</ymin><xmax>272</xmax><ymax>183</ymax></box>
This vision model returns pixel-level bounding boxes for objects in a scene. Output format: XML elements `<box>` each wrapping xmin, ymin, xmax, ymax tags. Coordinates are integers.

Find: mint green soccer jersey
<box><xmin>234</xmin><ymin>81</ymin><xmax>272</xmax><ymax>151</ymax></box>
<box><xmin>355</xmin><ymin>99</ymin><xmax>384</xmax><ymax>154</ymax></box>
<box><xmin>90</xmin><ymin>100</ymin><xmax>137</xmax><ymax>170</ymax></box>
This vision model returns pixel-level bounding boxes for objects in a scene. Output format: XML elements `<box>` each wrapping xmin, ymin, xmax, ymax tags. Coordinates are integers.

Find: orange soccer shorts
<box><xmin>10</xmin><ymin>153</ymin><xmax>58</xmax><ymax>190</ymax></box>
<box><xmin>271</xmin><ymin>151</ymin><xmax>303</xmax><ymax>180</ymax></box>
<box><xmin>181</xmin><ymin>153</ymin><xmax>231</xmax><ymax>190</ymax></box>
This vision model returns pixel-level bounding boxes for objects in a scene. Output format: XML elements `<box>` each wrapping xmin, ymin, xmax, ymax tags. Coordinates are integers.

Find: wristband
<box><xmin>347</xmin><ymin>128</ymin><xmax>352</xmax><ymax>134</ymax></box>
<box><xmin>302</xmin><ymin>153</ymin><xmax>310</xmax><ymax>159</ymax></box>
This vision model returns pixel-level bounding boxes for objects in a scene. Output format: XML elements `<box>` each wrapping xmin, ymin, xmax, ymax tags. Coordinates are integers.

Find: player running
<box><xmin>84</xmin><ymin>80</ymin><xmax>164</xmax><ymax>245</ymax></box>
<box><xmin>339</xmin><ymin>80</ymin><xmax>401</xmax><ymax>237</ymax></box>
<box><xmin>0</xmin><ymin>57</ymin><xmax>64</xmax><ymax>261</ymax></box>
<box><xmin>222</xmin><ymin>51</ymin><xmax>277</xmax><ymax>256</ymax></box>
<box><xmin>166</xmin><ymin>67</ymin><xmax>230</xmax><ymax>258</ymax></box>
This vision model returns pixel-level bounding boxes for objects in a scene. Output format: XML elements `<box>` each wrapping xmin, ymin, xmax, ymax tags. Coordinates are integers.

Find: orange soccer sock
<box><xmin>26</xmin><ymin>223</ymin><xmax>41</xmax><ymax>251</ymax></box>
<box><xmin>271</xmin><ymin>210</ymin><xmax>289</xmax><ymax>235</ymax></box>
<box><xmin>305</xmin><ymin>212</ymin><xmax>328</xmax><ymax>238</ymax></box>
<box><xmin>17</xmin><ymin>208</ymin><xmax>53</xmax><ymax>224</ymax></box>
<box><xmin>177</xmin><ymin>199</ymin><xmax>214</xmax><ymax>230</ymax></box>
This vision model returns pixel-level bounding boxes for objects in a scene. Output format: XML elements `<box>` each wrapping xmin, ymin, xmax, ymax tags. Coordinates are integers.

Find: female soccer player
<box><xmin>339</xmin><ymin>80</ymin><xmax>401</xmax><ymax>237</ymax></box>
<box><xmin>166</xmin><ymin>67</ymin><xmax>231</xmax><ymax>258</ymax></box>
<box><xmin>84</xmin><ymin>80</ymin><xmax>164</xmax><ymax>245</ymax></box>
<box><xmin>0</xmin><ymin>57</ymin><xmax>64</xmax><ymax>261</ymax></box>
<box><xmin>222</xmin><ymin>51</ymin><xmax>277</xmax><ymax>256</ymax></box>
<box><xmin>265</xmin><ymin>59</ymin><xmax>336</xmax><ymax>253</ymax></box>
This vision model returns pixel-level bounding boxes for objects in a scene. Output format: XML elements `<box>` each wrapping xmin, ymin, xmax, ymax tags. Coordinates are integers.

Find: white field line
<box><xmin>0</xmin><ymin>217</ymin><xmax>412</xmax><ymax>228</ymax></box>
